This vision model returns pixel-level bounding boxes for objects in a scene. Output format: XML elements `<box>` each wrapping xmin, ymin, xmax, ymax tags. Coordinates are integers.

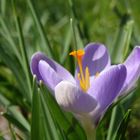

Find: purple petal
<box><xmin>88</xmin><ymin>64</ymin><xmax>126</xmax><ymax>122</ymax></box>
<box><xmin>55</xmin><ymin>81</ymin><xmax>97</xmax><ymax>114</ymax></box>
<box><xmin>30</xmin><ymin>52</ymin><xmax>75</xmax><ymax>83</ymax></box>
<box><xmin>39</xmin><ymin>60</ymin><xmax>62</xmax><ymax>92</ymax></box>
<box><xmin>82</xmin><ymin>43</ymin><xmax>110</xmax><ymax>76</ymax></box>
<box><xmin>120</xmin><ymin>46</ymin><xmax>140</xmax><ymax>95</ymax></box>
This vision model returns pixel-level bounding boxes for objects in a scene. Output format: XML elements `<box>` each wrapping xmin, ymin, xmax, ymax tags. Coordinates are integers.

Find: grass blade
<box><xmin>111</xmin><ymin>20</ymin><xmax>134</xmax><ymax>63</ymax></box>
<box><xmin>26</xmin><ymin>0</ymin><xmax>53</xmax><ymax>57</ymax></box>
<box><xmin>40</xmin><ymin>83</ymin><xmax>86</xmax><ymax>140</ymax></box>
<box><xmin>12</xmin><ymin>0</ymin><xmax>32</xmax><ymax>102</ymax></box>
<box><xmin>113</xmin><ymin>109</ymin><xmax>131</xmax><ymax>140</ymax></box>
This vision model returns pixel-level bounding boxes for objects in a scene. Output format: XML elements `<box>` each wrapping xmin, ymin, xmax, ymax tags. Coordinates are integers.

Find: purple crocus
<box><xmin>30</xmin><ymin>43</ymin><xmax>140</xmax><ymax>127</ymax></box>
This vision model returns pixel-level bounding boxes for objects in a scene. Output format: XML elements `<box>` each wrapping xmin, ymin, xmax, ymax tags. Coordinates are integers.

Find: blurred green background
<box><xmin>0</xmin><ymin>0</ymin><xmax>140</xmax><ymax>139</ymax></box>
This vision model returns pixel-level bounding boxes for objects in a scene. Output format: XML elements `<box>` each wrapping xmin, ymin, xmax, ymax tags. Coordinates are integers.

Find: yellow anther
<box><xmin>70</xmin><ymin>50</ymin><xmax>90</xmax><ymax>92</ymax></box>
<box><xmin>85</xmin><ymin>67</ymin><xmax>90</xmax><ymax>89</ymax></box>
<box><xmin>78</xmin><ymin>73</ymin><xmax>86</xmax><ymax>92</ymax></box>
<box><xmin>95</xmin><ymin>72</ymin><xmax>100</xmax><ymax>78</ymax></box>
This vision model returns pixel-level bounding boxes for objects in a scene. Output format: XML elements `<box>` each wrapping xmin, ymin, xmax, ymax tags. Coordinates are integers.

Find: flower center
<box><xmin>69</xmin><ymin>50</ymin><xmax>90</xmax><ymax>92</ymax></box>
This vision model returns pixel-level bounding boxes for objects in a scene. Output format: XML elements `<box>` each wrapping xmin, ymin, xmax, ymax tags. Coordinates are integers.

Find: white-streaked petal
<box><xmin>55</xmin><ymin>81</ymin><xmax>97</xmax><ymax>114</ymax></box>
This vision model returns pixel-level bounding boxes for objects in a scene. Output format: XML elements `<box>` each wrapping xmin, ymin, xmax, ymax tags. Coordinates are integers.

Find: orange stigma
<box><xmin>69</xmin><ymin>50</ymin><xmax>90</xmax><ymax>92</ymax></box>
<box><xmin>69</xmin><ymin>49</ymin><xmax>85</xmax><ymax>59</ymax></box>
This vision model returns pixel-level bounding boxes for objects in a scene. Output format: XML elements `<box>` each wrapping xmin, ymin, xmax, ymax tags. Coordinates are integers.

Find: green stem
<box><xmin>79</xmin><ymin>115</ymin><xmax>96</xmax><ymax>140</ymax></box>
<box><xmin>106</xmin><ymin>106</ymin><xmax>117</xmax><ymax>140</ymax></box>
<box><xmin>85</xmin><ymin>126</ymin><xmax>96</xmax><ymax>140</ymax></box>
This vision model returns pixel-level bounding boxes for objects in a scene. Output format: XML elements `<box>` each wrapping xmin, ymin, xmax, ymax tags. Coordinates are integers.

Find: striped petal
<box><xmin>88</xmin><ymin>64</ymin><xmax>126</xmax><ymax>122</ymax></box>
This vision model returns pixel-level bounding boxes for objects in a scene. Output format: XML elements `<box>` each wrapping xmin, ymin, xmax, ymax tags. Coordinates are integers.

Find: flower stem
<box><xmin>85</xmin><ymin>126</ymin><xmax>96</xmax><ymax>140</ymax></box>
<box><xmin>79</xmin><ymin>115</ymin><xmax>96</xmax><ymax>140</ymax></box>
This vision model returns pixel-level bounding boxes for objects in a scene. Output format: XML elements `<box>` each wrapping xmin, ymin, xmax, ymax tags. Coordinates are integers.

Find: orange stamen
<box><xmin>70</xmin><ymin>50</ymin><xmax>90</xmax><ymax>92</ymax></box>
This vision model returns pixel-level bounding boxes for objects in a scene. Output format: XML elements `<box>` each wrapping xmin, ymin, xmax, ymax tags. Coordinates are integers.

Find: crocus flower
<box><xmin>30</xmin><ymin>43</ymin><xmax>140</xmax><ymax>127</ymax></box>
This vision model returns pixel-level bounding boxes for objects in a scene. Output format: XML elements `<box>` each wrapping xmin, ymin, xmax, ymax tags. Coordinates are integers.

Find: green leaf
<box><xmin>40</xmin><ymin>90</ymin><xmax>61</xmax><ymax>140</ymax></box>
<box><xmin>0</xmin><ymin>46</ymin><xmax>30</xmax><ymax>102</ymax></box>
<box><xmin>60</xmin><ymin>27</ymin><xmax>72</xmax><ymax>64</ymax></box>
<box><xmin>0</xmin><ymin>16</ymin><xmax>20</xmax><ymax>59</ymax></box>
<box><xmin>111</xmin><ymin>20</ymin><xmax>134</xmax><ymax>63</ymax></box>
<box><xmin>8</xmin><ymin>123</ymin><xmax>17</xmax><ymax>140</ymax></box>
<box><xmin>0</xmin><ymin>136</ymin><xmax>5</xmax><ymax>140</ymax></box>
<box><xmin>0</xmin><ymin>0</ymin><xmax>6</xmax><ymax>15</ymax></box>
<box><xmin>26</xmin><ymin>0</ymin><xmax>53</xmax><ymax>57</ymax></box>
<box><xmin>68</xmin><ymin>0</ymin><xmax>85</xmax><ymax>45</ymax></box>
<box><xmin>31</xmin><ymin>78</ymin><xmax>61</xmax><ymax>140</ymax></box>
<box><xmin>12</xmin><ymin>0</ymin><xmax>32</xmax><ymax>102</ymax></box>
<box><xmin>113</xmin><ymin>109</ymin><xmax>131</xmax><ymax>140</ymax></box>
<box><xmin>31</xmin><ymin>86</ymin><xmax>43</xmax><ymax>140</ymax></box>
<box><xmin>2</xmin><ymin>111</ymin><xmax>29</xmax><ymax>133</ymax></box>
<box><xmin>40</xmin><ymin>83</ymin><xmax>86</xmax><ymax>140</ymax></box>
<box><xmin>0</xmin><ymin>94</ymin><xmax>30</xmax><ymax>133</ymax></box>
